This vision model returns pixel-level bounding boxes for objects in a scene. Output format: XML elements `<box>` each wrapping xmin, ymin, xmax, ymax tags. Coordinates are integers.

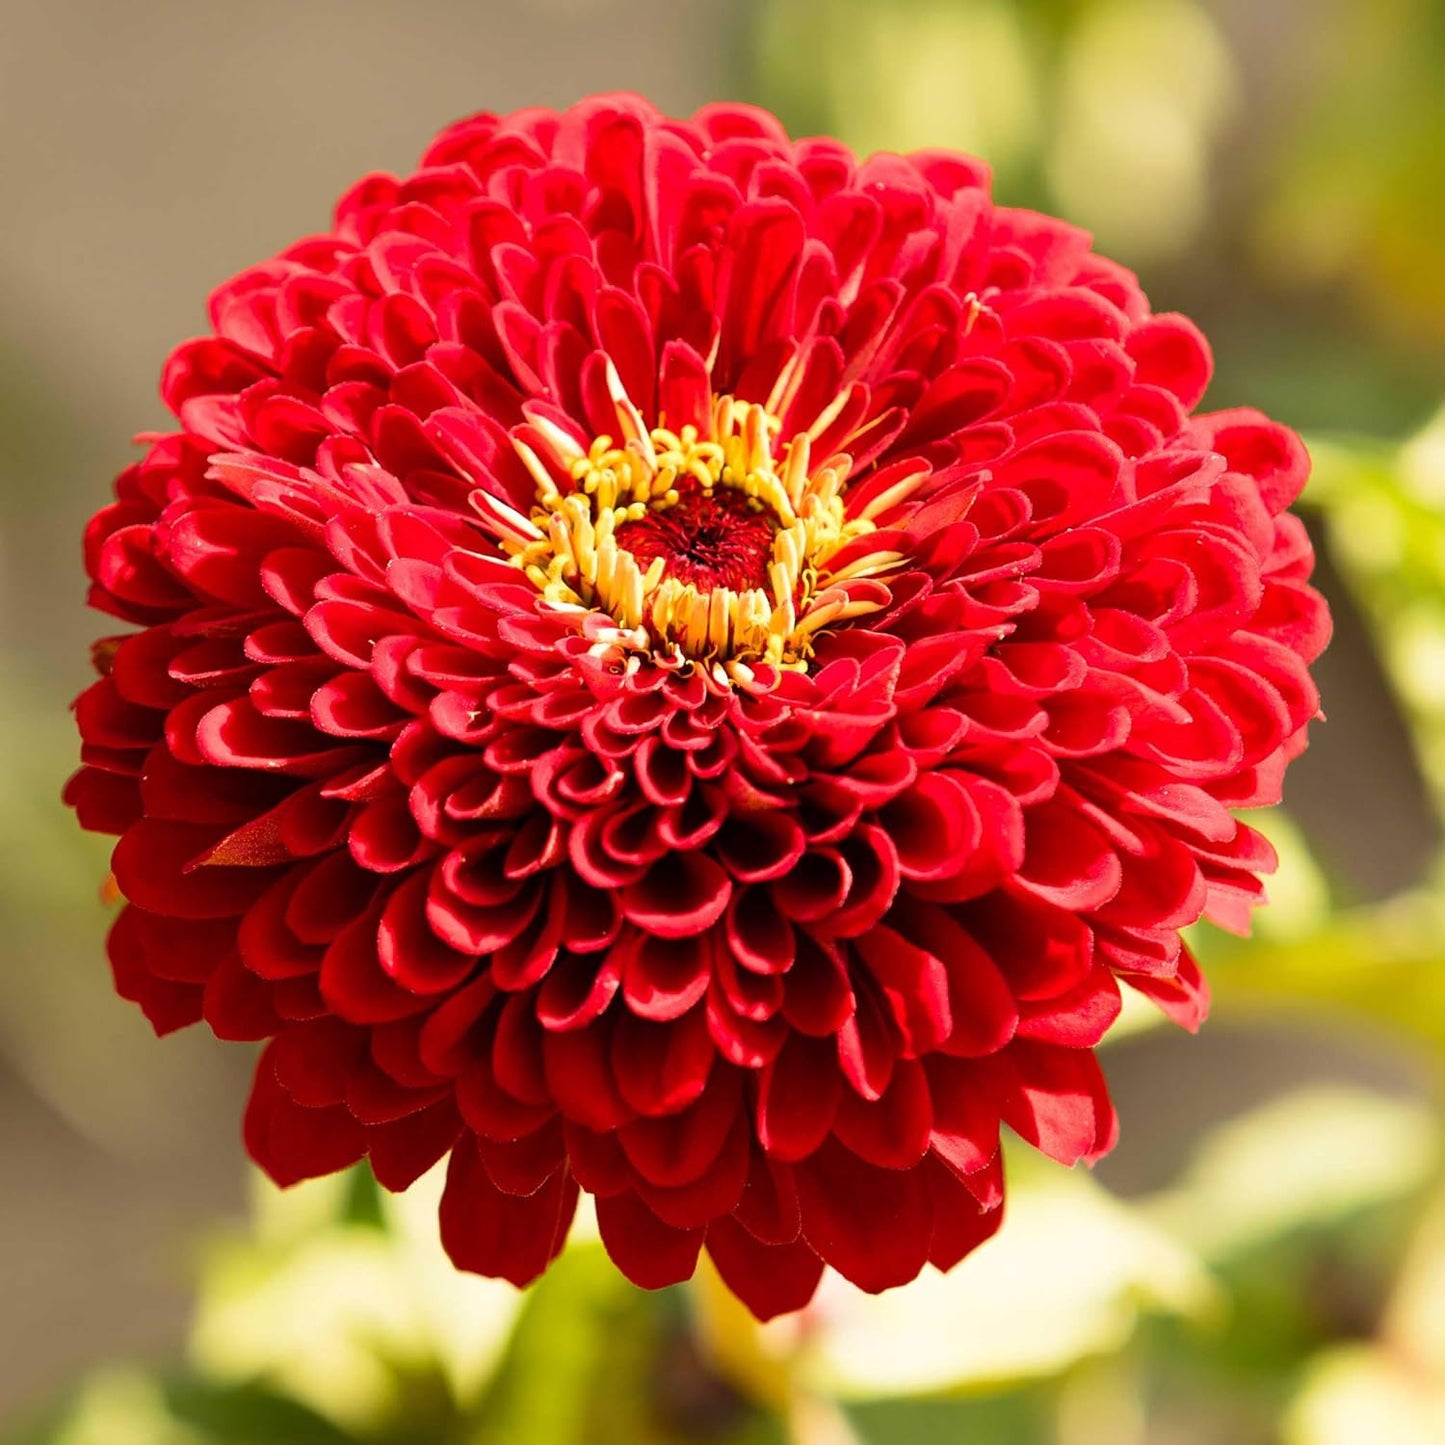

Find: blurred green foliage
<box><xmin>750</xmin><ymin>0</ymin><xmax>1445</xmax><ymax>438</ymax></box>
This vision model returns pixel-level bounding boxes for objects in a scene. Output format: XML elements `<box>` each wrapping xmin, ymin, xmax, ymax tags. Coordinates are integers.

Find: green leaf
<box><xmin>845</xmin><ymin>1391</ymin><xmax>1053</xmax><ymax>1445</ymax></box>
<box><xmin>471</xmin><ymin>1241</ymin><xmax>782</xmax><ymax>1445</ymax></box>
<box><xmin>160</xmin><ymin>1377</ymin><xmax>362</xmax><ymax>1444</ymax></box>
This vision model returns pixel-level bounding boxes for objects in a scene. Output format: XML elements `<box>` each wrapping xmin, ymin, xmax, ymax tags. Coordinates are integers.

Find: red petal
<box><xmin>879</xmin><ymin>773</ymin><xmax>978</xmax><ymax>881</ymax></box>
<box><xmin>476</xmin><ymin>1118</ymin><xmax>567</xmax><ymax>1196</ymax></box>
<box><xmin>113</xmin><ymin>818</ymin><xmax>280</xmax><ymax>919</ymax></box>
<box><xmin>725</xmin><ymin>887</ymin><xmax>796</xmax><ymax>975</ymax></box>
<box><xmin>320</xmin><ymin>908</ymin><xmax>431</xmax><ymax>1024</ymax></box>
<box><xmin>1017</xmin><ymin>963</ymin><xmax>1122</xmax><ymax>1046</ymax></box>
<box><xmin>612</xmin><ymin>1005</ymin><xmax>715</xmax><ymax>1117</ymax></box>
<box><xmin>622</xmin><ymin>851</ymin><xmax>731</xmax><ymax>939</ymax></box>
<box><xmin>457</xmin><ymin>1052</ymin><xmax>555</xmax><ymax>1142</ymax></box>
<box><xmin>619</xmin><ymin>1069</ymin><xmax>742</xmax><ymax>1187</ymax></box>
<box><xmin>1015</xmin><ymin>801</ymin><xmax>1123</xmax><ymax>912</ymax></box>
<box><xmin>733</xmin><ymin>1150</ymin><xmax>802</xmax><ymax>1246</ymax></box>
<box><xmin>836</xmin><ymin>978</ymin><xmax>898</xmax><ymax>1101</ymax></box>
<box><xmin>244</xmin><ymin>1045</ymin><xmax>366</xmax><ymax>1187</ymax></box>
<box><xmin>1123</xmin><ymin>946</ymin><xmax>1210</xmax><ymax>1032</ymax></box>
<box><xmin>853</xmin><ymin>923</ymin><xmax>952</xmax><ymax>1056</ymax></box>
<box><xmin>1126</xmin><ymin>313</ymin><xmax>1212</xmax><ymax>409</ymax></box>
<box><xmin>706</xmin><ymin>1216</ymin><xmax>824</xmax><ymax>1320</ymax></box>
<box><xmin>203</xmin><ymin>952</ymin><xmax>283</xmax><ymax>1040</ymax></box>
<box><xmin>620</xmin><ymin>929</ymin><xmax>713</xmax><ymax>1021</ymax></box>
<box><xmin>927</xmin><ymin>1056</ymin><xmax>1002</xmax><ymax>1179</ymax></box>
<box><xmin>990</xmin><ymin>1041</ymin><xmax>1118</xmax><ymax>1166</ymax></box>
<box><xmin>368</xmin><ymin>1100</ymin><xmax>463</xmax><ymax>1191</ymax></box>
<box><xmin>595</xmin><ymin>1190</ymin><xmax>704</xmax><ymax>1290</ymax></box>
<box><xmin>543</xmin><ymin>1022</ymin><xmax>636</xmax><ymax>1131</ymax></box>
<box><xmin>1191</xmin><ymin>407</ymin><xmax>1310</xmax><ymax>514</ymax></box>
<box><xmin>924</xmin><ymin>1153</ymin><xmax>1004</xmax><ymax>1271</ymax></box>
<box><xmin>563</xmin><ymin>1120</ymin><xmax>633</xmax><ymax>1197</ymax></box>
<box><xmin>439</xmin><ymin>1133</ymin><xmax>577</xmax><ymax>1288</ymax></box>
<box><xmin>833</xmin><ymin>1057</ymin><xmax>931</xmax><ymax>1168</ymax></box>
<box><xmin>890</xmin><ymin>902</ymin><xmax>1017</xmax><ymax>1058</ymax></box>
<box><xmin>108</xmin><ymin>907</ymin><xmax>205</xmax><ymax>1035</ymax></box>
<box><xmin>795</xmin><ymin>1139</ymin><xmax>932</xmax><ymax>1294</ymax></box>
<box><xmin>636</xmin><ymin>1114</ymin><xmax>751</xmax><ymax>1230</ymax></box>
<box><xmin>756</xmin><ymin>1032</ymin><xmax>842</xmax><ymax>1162</ymax></box>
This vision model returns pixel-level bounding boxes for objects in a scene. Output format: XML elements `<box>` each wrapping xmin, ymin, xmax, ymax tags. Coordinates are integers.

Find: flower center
<box><xmin>613</xmin><ymin>482</ymin><xmax>778</xmax><ymax>594</ymax></box>
<box><xmin>490</xmin><ymin>390</ymin><xmax>900</xmax><ymax>682</ymax></box>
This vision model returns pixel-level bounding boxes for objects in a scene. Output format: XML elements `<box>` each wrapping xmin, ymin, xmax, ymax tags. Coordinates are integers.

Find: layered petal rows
<box><xmin>66</xmin><ymin>94</ymin><xmax>1328</xmax><ymax>1318</ymax></box>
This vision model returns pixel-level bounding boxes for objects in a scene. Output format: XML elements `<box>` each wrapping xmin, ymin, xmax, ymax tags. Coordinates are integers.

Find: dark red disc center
<box><xmin>614</xmin><ymin>481</ymin><xmax>777</xmax><ymax>593</ymax></box>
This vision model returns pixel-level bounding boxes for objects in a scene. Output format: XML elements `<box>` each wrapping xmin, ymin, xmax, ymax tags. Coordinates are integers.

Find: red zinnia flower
<box><xmin>66</xmin><ymin>94</ymin><xmax>1328</xmax><ymax>1320</ymax></box>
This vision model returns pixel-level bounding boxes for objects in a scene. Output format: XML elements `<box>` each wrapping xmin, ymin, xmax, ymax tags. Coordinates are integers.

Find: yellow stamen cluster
<box><xmin>487</xmin><ymin>383</ymin><xmax>904</xmax><ymax>684</ymax></box>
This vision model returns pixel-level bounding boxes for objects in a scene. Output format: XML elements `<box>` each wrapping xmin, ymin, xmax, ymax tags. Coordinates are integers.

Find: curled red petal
<box><xmin>244</xmin><ymin>1044</ymin><xmax>366</xmax><ymax>1187</ymax></box>
<box><xmin>439</xmin><ymin>1133</ymin><xmax>578</xmax><ymax>1288</ymax></box>
<box><xmin>795</xmin><ymin>1138</ymin><xmax>933</xmax><ymax>1294</ymax></box>
<box><xmin>622</xmin><ymin>851</ymin><xmax>732</xmax><ymax>939</ymax></box>
<box><xmin>990</xmin><ymin>1041</ymin><xmax>1119</xmax><ymax>1166</ymax></box>
<box><xmin>924</xmin><ymin>1153</ymin><xmax>1005</xmax><ymax>1271</ymax></box>
<box><xmin>595</xmin><ymin>1190</ymin><xmax>705</xmax><ymax>1290</ymax></box>
<box><xmin>705</xmin><ymin>1216</ymin><xmax>824</xmax><ymax>1320</ymax></box>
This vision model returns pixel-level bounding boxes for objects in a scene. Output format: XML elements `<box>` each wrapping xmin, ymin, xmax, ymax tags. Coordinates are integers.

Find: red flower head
<box><xmin>67</xmin><ymin>94</ymin><xmax>1328</xmax><ymax>1319</ymax></box>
